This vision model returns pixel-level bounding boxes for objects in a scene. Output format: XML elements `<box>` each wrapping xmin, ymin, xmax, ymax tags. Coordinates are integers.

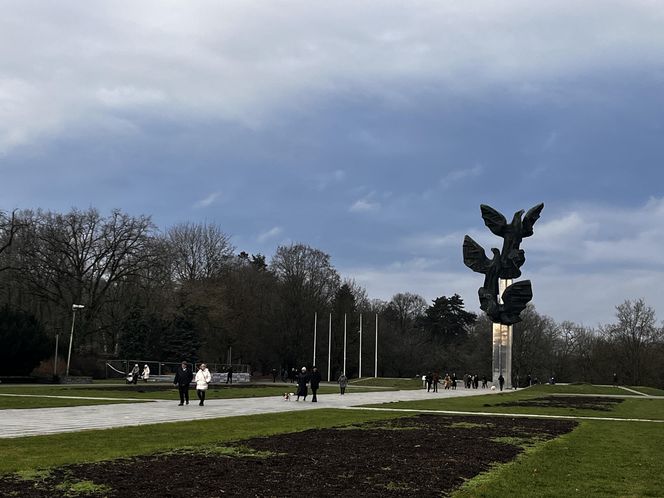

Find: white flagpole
<box><xmin>313</xmin><ymin>312</ymin><xmax>317</xmax><ymax>366</ymax></box>
<box><xmin>359</xmin><ymin>313</ymin><xmax>362</xmax><ymax>379</ymax></box>
<box><xmin>343</xmin><ymin>313</ymin><xmax>347</xmax><ymax>375</ymax></box>
<box><xmin>327</xmin><ymin>313</ymin><xmax>332</xmax><ymax>382</ymax></box>
<box><xmin>374</xmin><ymin>313</ymin><xmax>378</xmax><ymax>378</ymax></box>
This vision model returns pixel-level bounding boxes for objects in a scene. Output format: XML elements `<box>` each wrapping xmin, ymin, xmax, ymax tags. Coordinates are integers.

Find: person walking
<box><xmin>498</xmin><ymin>374</ymin><xmax>505</xmax><ymax>392</ymax></box>
<box><xmin>195</xmin><ymin>363</ymin><xmax>212</xmax><ymax>406</ymax></box>
<box><xmin>338</xmin><ymin>372</ymin><xmax>348</xmax><ymax>395</ymax></box>
<box><xmin>310</xmin><ymin>366</ymin><xmax>322</xmax><ymax>402</ymax></box>
<box><xmin>296</xmin><ymin>367</ymin><xmax>309</xmax><ymax>401</ymax></box>
<box><xmin>141</xmin><ymin>364</ymin><xmax>150</xmax><ymax>382</ymax></box>
<box><xmin>226</xmin><ymin>365</ymin><xmax>233</xmax><ymax>384</ymax></box>
<box><xmin>432</xmin><ymin>372</ymin><xmax>440</xmax><ymax>393</ymax></box>
<box><xmin>130</xmin><ymin>363</ymin><xmax>140</xmax><ymax>385</ymax></box>
<box><xmin>174</xmin><ymin>361</ymin><xmax>193</xmax><ymax>406</ymax></box>
<box><xmin>271</xmin><ymin>368</ymin><xmax>278</xmax><ymax>382</ymax></box>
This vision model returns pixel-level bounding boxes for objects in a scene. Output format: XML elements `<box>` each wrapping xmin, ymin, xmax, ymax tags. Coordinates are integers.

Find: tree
<box><xmin>0</xmin><ymin>210</ymin><xmax>20</xmax><ymax>273</ymax></box>
<box><xmin>166</xmin><ymin>222</ymin><xmax>234</xmax><ymax>282</ymax></box>
<box><xmin>603</xmin><ymin>299</ymin><xmax>661</xmax><ymax>385</ymax></box>
<box><xmin>13</xmin><ymin>208</ymin><xmax>157</xmax><ymax>353</ymax></box>
<box><xmin>270</xmin><ymin>243</ymin><xmax>340</xmax><ymax>367</ymax></box>
<box><xmin>421</xmin><ymin>294</ymin><xmax>477</xmax><ymax>343</ymax></box>
<box><xmin>0</xmin><ymin>306</ymin><xmax>51</xmax><ymax>376</ymax></box>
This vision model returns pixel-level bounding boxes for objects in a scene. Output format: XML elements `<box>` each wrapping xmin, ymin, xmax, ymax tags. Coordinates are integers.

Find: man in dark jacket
<box><xmin>174</xmin><ymin>361</ymin><xmax>193</xmax><ymax>405</ymax></box>
<box><xmin>310</xmin><ymin>366</ymin><xmax>322</xmax><ymax>402</ymax></box>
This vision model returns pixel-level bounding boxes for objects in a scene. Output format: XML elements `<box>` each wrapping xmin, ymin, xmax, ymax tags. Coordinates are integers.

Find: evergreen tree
<box><xmin>0</xmin><ymin>306</ymin><xmax>52</xmax><ymax>376</ymax></box>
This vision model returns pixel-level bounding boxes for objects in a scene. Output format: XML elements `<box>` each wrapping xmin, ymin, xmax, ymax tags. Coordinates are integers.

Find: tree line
<box><xmin>0</xmin><ymin>207</ymin><xmax>662</xmax><ymax>387</ymax></box>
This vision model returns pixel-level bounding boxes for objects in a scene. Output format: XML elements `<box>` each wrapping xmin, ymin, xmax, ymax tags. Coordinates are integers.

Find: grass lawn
<box><xmin>365</xmin><ymin>384</ymin><xmax>664</xmax><ymax>420</ymax></box>
<box><xmin>0</xmin><ymin>382</ymin><xmax>390</xmax><ymax>408</ymax></box>
<box><xmin>0</xmin><ymin>395</ymin><xmax>145</xmax><ymax>409</ymax></box>
<box><xmin>454</xmin><ymin>420</ymin><xmax>664</xmax><ymax>497</ymax></box>
<box><xmin>0</xmin><ymin>408</ymin><xmax>405</xmax><ymax>475</ymax></box>
<box><xmin>627</xmin><ymin>386</ymin><xmax>664</xmax><ymax>396</ymax></box>
<box><xmin>349</xmin><ymin>377</ymin><xmax>422</xmax><ymax>389</ymax></box>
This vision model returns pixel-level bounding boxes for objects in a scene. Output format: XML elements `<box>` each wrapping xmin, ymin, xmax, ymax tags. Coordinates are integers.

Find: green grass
<box><xmin>0</xmin><ymin>382</ymin><xmax>389</xmax><ymax>408</ymax></box>
<box><xmin>528</xmin><ymin>383</ymin><xmax>626</xmax><ymax>395</ymax></box>
<box><xmin>0</xmin><ymin>396</ymin><xmax>145</xmax><ymax>409</ymax></box>
<box><xmin>0</xmin><ymin>408</ymin><xmax>406</xmax><ymax>475</ymax></box>
<box><xmin>365</xmin><ymin>385</ymin><xmax>664</xmax><ymax>420</ymax></box>
<box><xmin>627</xmin><ymin>386</ymin><xmax>664</xmax><ymax>396</ymax></box>
<box><xmin>453</xmin><ymin>420</ymin><xmax>664</xmax><ymax>497</ymax></box>
<box><xmin>349</xmin><ymin>377</ymin><xmax>422</xmax><ymax>390</ymax></box>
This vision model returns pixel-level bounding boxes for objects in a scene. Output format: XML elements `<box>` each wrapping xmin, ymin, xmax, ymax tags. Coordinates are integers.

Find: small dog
<box><xmin>283</xmin><ymin>392</ymin><xmax>294</xmax><ymax>401</ymax></box>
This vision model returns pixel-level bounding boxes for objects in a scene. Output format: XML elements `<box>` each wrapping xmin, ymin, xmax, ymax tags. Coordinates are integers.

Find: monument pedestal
<box><xmin>492</xmin><ymin>279</ymin><xmax>512</xmax><ymax>389</ymax></box>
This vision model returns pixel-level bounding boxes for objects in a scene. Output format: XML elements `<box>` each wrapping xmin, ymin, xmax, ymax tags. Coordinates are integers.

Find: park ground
<box><xmin>0</xmin><ymin>379</ymin><xmax>663</xmax><ymax>496</ymax></box>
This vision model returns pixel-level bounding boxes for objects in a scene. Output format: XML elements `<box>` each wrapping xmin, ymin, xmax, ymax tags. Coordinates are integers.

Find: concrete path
<box><xmin>0</xmin><ymin>387</ymin><xmax>493</xmax><ymax>439</ymax></box>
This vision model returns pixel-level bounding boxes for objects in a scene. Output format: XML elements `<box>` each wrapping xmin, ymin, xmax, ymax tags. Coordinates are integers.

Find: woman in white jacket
<box><xmin>195</xmin><ymin>363</ymin><xmax>212</xmax><ymax>406</ymax></box>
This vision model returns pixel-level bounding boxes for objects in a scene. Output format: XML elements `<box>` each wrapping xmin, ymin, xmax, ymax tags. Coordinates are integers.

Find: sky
<box><xmin>2</xmin><ymin>0</ymin><xmax>664</xmax><ymax>327</ymax></box>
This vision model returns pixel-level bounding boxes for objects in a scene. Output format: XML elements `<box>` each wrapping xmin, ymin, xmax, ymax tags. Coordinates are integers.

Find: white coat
<box><xmin>195</xmin><ymin>368</ymin><xmax>212</xmax><ymax>390</ymax></box>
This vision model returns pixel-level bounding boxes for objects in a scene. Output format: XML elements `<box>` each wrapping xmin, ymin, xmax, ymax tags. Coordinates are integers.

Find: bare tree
<box><xmin>270</xmin><ymin>243</ymin><xmax>341</xmax><ymax>367</ymax></box>
<box><xmin>603</xmin><ymin>299</ymin><xmax>661</xmax><ymax>385</ymax></box>
<box><xmin>0</xmin><ymin>210</ymin><xmax>21</xmax><ymax>272</ymax></box>
<box><xmin>15</xmin><ymin>208</ymin><xmax>157</xmax><ymax>352</ymax></box>
<box><xmin>166</xmin><ymin>222</ymin><xmax>234</xmax><ymax>282</ymax></box>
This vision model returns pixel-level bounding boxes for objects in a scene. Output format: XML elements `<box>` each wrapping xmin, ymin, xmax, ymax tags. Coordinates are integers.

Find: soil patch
<box><xmin>494</xmin><ymin>395</ymin><xmax>624</xmax><ymax>411</ymax></box>
<box><xmin>0</xmin><ymin>414</ymin><xmax>576</xmax><ymax>497</ymax></box>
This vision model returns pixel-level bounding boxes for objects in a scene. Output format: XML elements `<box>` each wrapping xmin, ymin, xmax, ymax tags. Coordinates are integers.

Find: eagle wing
<box><xmin>522</xmin><ymin>203</ymin><xmax>544</xmax><ymax>237</ymax></box>
<box><xmin>499</xmin><ymin>280</ymin><xmax>533</xmax><ymax>325</ymax></box>
<box><xmin>480</xmin><ymin>204</ymin><xmax>507</xmax><ymax>237</ymax></box>
<box><xmin>463</xmin><ymin>235</ymin><xmax>491</xmax><ymax>273</ymax></box>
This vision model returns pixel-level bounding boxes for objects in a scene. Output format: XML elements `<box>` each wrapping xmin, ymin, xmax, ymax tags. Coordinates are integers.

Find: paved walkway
<box><xmin>0</xmin><ymin>387</ymin><xmax>493</xmax><ymax>439</ymax></box>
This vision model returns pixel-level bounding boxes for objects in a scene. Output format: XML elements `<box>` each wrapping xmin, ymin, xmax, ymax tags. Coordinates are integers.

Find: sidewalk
<box><xmin>0</xmin><ymin>387</ymin><xmax>493</xmax><ymax>439</ymax></box>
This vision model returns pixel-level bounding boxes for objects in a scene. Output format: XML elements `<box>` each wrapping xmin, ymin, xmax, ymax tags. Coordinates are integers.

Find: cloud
<box><xmin>349</xmin><ymin>198</ymin><xmax>380</xmax><ymax>213</ymax></box>
<box><xmin>193</xmin><ymin>192</ymin><xmax>222</xmax><ymax>208</ymax></box>
<box><xmin>2</xmin><ymin>1</ymin><xmax>664</xmax><ymax>153</ymax></box>
<box><xmin>257</xmin><ymin>226</ymin><xmax>283</xmax><ymax>243</ymax></box>
<box><xmin>440</xmin><ymin>164</ymin><xmax>483</xmax><ymax>188</ymax></box>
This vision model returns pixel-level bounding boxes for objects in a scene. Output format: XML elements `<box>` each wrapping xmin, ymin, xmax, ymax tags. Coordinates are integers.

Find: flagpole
<box><xmin>313</xmin><ymin>312</ymin><xmax>317</xmax><ymax>366</ymax></box>
<box><xmin>343</xmin><ymin>313</ymin><xmax>347</xmax><ymax>375</ymax></box>
<box><xmin>327</xmin><ymin>313</ymin><xmax>332</xmax><ymax>382</ymax></box>
<box><xmin>359</xmin><ymin>313</ymin><xmax>362</xmax><ymax>379</ymax></box>
<box><xmin>374</xmin><ymin>313</ymin><xmax>378</xmax><ymax>378</ymax></box>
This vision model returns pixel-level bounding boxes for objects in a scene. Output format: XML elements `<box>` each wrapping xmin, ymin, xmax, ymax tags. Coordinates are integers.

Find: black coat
<box><xmin>174</xmin><ymin>366</ymin><xmax>193</xmax><ymax>387</ymax></box>
<box><xmin>309</xmin><ymin>370</ymin><xmax>322</xmax><ymax>389</ymax></box>
<box><xmin>296</xmin><ymin>372</ymin><xmax>310</xmax><ymax>396</ymax></box>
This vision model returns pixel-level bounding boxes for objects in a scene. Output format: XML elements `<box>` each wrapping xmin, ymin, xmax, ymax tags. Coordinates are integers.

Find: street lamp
<box><xmin>66</xmin><ymin>304</ymin><xmax>85</xmax><ymax>377</ymax></box>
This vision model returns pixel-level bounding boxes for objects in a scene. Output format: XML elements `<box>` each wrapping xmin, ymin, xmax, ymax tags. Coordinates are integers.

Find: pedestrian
<box><xmin>174</xmin><ymin>360</ymin><xmax>193</xmax><ymax>406</ymax></box>
<box><xmin>141</xmin><ymin>364</ymin><xmax>150</xmax><ymax>382</ymax></box>
<box><xmin>481</xmin><ymin>376</ymin><xmax>488</xmax><ymax>388</ymax></box>
<box><xmin>338</xmin><ymin>372</ymin><xmax>348</xmax><ymax>395</ymax></box>
<box><xmin>432</xmin><ymin>372</ymin><xmax>439</xmax><ymax>393</ymax></box>
<box><xmin>290</xmin><ymin>368</ymin><xmax>296</xmax><ymax>383</ymax></box>
<box><xmin>498</xmin><ymin>373</ymin><xmax>505</xmax><ymax>392</ymax></box>
<box><xmin>451</xmin><ymin>373</ymin><xmax>457</xmax><ymax>390</ymax></box>
<box><xmin>195</xmin><ymin>363</ymin><xmax>212</xmax><ymax>406</ymax></box>
<box><xmin>426</xmin><ymin>372</ymin><xmax>433</xmax><ymax>392</ymax></box>
<box><xmin>226</xmin><ymin>365</ymin><xmax>233</xmax><ymax>384</ymax></box>
<box><xmin>271</xmin><ymin>368</ymin><xmax>278</xmax><ymax>382</ymax></box>
<box><xmin>296</xmin><ymin>367</ymin><xmax>309</xmax><ymax>401</ymax></box>
<box><xmin>613</xmin><ymin>372</ymin><xmax>618</xmax><ymax>386</ymax></box>
<box><xmin>310</xmin><ymin>366</ymin><xmax>322</xmax><ymax>402</ymax></box>
<box><xmin>526</xmin><ymin>374</ymin><xmax>532</xmax><ymax>387</ymax></box>
<box><xmin>130</xmin><ymin>363</ymin><xmax>140</xmax><ymax>384</ymax></box>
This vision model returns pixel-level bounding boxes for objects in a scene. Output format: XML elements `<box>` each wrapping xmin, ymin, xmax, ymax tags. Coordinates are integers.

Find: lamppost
<box><xmin>66</xmin><ymin>304</ymin><xmax>85</xmax><ymax>377</ymax></box>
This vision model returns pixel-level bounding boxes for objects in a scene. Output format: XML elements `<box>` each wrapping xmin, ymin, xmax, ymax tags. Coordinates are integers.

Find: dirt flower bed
<box><xmin>0</xmin><ymin>414</ymin><xmax>576</xmax><ymax>497</ymax></box>
<box><xmin>493</xmin><ymin>395</ymin><xmax>625</xmax><ymax>411</ymax></box>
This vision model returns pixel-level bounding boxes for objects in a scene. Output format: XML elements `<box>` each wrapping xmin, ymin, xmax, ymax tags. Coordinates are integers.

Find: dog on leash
<box><xmin>283</xmin><ymin>392</ymin><xmax>294</xmax><ymax>401</ymax></box>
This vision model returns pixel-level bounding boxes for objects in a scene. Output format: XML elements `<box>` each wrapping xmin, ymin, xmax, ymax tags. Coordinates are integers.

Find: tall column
<box><xmin>492</xmin><ymin>279</ymin><xmax>513</xmax><ymax>389</ymax></box>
